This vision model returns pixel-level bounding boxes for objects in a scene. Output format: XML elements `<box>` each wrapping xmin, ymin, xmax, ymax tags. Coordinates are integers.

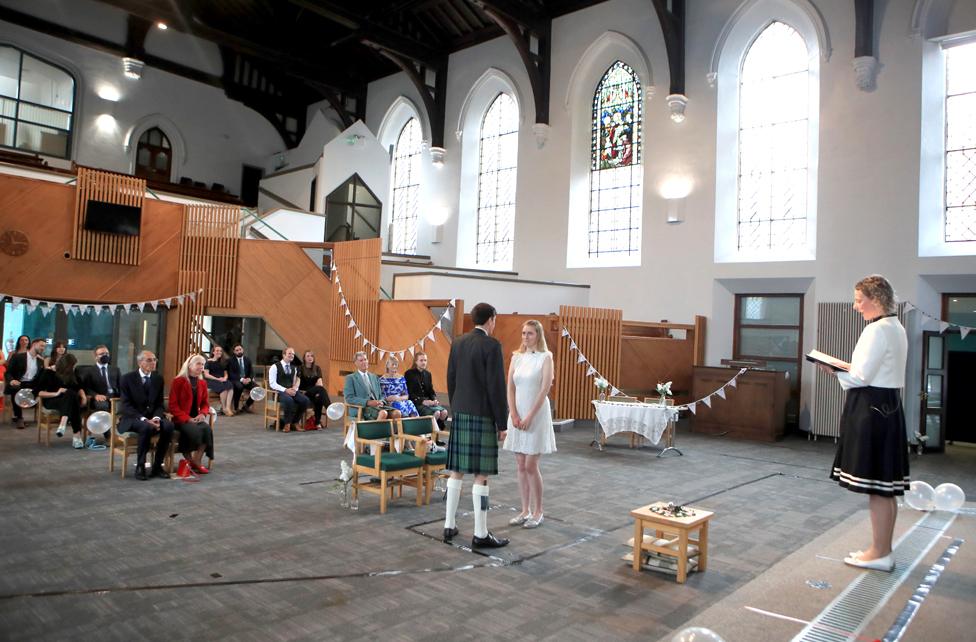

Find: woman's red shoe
<box><xmin>189</xmin><ymin>462</ymin><xmax>210</xmax><ymax>474</ymax></box>
<box><xmin>177</xmin><ymin>460</ymin><xmax>197</xmax><ymax>479</ymax></box>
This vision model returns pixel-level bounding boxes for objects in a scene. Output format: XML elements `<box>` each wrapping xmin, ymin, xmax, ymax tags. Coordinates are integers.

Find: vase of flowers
<box><xmin>595</xmin><ymin>377</ymin><xmax>609</xmax><ymax>401</ymax></box>
<box><xmin>656</xmin><ymin>381</ymin><xmax>672</xmax><ymax>406</ymax></box>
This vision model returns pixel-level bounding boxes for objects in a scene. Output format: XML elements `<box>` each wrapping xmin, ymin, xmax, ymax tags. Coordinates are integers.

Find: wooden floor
<box><xmin>0</xmin><ymin>412</ymin><xmax>973</xmax><ymax>641</ymax></box>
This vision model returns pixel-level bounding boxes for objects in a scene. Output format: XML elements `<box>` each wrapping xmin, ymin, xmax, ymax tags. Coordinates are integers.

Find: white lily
<box><xmin>656</xmin><ymin>381</ymin><xmax>673</xmax><ymax>396</ymax></box>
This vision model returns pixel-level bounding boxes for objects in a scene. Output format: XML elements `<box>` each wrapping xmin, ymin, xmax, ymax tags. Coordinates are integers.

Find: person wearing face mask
<box><xmin>228</xmin><ymin>344</ymin><xmax>256</xmax><ymax>413</ymax></box>
<box><xmin>4</xmin><ymin>337</ymin><xmax>46</xmax><ymax>429</ymax></box>
<box><xmin>82</xmin><ymin>345</ymin><xmax>121</xmax><ymax>412</ymax></box>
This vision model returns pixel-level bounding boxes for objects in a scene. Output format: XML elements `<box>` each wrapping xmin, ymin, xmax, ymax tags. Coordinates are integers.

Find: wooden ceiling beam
<box><xmin>651</xmin><ymin>0</ymin><xmax>686</xmax><ymax>96</ymax></box>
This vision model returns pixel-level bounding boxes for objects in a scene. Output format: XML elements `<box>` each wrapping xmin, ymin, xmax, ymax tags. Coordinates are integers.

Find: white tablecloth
<box><xmin>592</xmin><ymin>401</ymin><xmax>679</xmax><ymax>446</ymax></box>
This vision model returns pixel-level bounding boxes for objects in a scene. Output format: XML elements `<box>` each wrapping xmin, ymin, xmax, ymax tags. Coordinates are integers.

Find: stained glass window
<box><xmin>589</xmin><ymin>61</ymin><xmax>642</xmax><ymax>258</ymax></box>
<box><xmin>737</xmin><ymin>22</ymin><xmax>810</xmax><ymax>252</ymax></box>
<box><xmin>477</xmin><ymin>93</ymin><xmax>519</xmax><ymax>266</ymax></box>
<box><xmin>945</xmin><ymin>41</ymin><xmax>976</xmax><ymax>242</ymax></box>
<box><xmin>391</xmin><ymin>118</ymin><xmax>422</xmax><ymax>254</ymax></box>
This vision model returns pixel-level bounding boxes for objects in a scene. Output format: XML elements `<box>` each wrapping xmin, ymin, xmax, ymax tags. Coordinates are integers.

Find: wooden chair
<box><xmin>108</xmin><ymin>400</ymin><xmax>214</xmax><ymax>479</ymax></box>
<box><xmin>37</xmin><ymin>406</ymin><xmax>58</xmax><ymax>446</ymax></box>
<box><xmin>398</xmin><ymin>416</ymin><xmax>451</xmax><ymax>504</ymax></box>
<box><xmin>352</xmin><ymin>419</ymin><xmax>425</xmax><ymax>514</ymax></box>
<box><xmin>343</xmin><ymin>401</ymin><xmax>364</xmax><ymax>439</ymax></box>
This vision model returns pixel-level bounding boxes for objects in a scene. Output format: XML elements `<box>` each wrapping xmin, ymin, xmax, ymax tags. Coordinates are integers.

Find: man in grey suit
<box><xmin>444</xmin><ymin>302</ymin><xmax>509</xmax><ymax>549</ymax></box>
<box><xmin>343</xmin><ymin>351</ymin><xmax>390</xmax><ymax>421</ymax></box>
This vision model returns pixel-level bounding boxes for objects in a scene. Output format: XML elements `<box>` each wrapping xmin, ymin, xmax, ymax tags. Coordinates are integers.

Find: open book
<box><xmin>805</xmin><ymin>349</ymin><xmax>850</xmax><ymax>372</ymax></box>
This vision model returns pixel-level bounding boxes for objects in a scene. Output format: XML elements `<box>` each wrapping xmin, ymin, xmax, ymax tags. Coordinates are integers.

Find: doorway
<box><xmin>920</xmin><ymin>294</ymin><xmax>976</xmax><ymax>450</ymax></box>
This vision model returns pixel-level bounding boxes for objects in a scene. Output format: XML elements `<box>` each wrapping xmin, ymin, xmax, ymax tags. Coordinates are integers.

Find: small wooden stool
<box><xmin>630</xmin><ymin>502</ymin><xmax>713</xmax><ymax>583</ymax></box>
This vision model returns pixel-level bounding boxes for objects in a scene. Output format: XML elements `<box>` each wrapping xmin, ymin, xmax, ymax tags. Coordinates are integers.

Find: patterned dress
<box><xmin>379</xmin><ymin>375</ymin><xmax>419</xmax><ymax>417</ymax></box>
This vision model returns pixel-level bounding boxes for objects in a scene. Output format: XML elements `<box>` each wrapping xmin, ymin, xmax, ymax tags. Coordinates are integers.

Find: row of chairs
<box><xmin>351</xmin><ymin>416</ymin><xmax>450</xmax><ymax>514</ymax></box>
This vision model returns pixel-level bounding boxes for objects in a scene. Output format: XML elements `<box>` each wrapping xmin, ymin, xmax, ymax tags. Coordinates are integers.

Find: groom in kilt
<box><xmin>444</xmin><ymin>302</ymin><xmax>510</xmax><ymax>548</ymax></box>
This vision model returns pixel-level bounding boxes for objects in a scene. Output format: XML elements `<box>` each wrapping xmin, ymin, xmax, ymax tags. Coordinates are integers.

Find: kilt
<box><xmin>446</xmin><ymin>412</ymin><xmax>499</xmax><ymax>475</ymax></box>
<box><xmin>830</xmin><ymin>386</ymin><xmax>910</xmax><ymax>497</ymax></box>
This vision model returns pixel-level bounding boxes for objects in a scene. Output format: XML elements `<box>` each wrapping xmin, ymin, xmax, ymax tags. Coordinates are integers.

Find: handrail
<box><xmin>241</xmin><ymin>207</ymin><xmax>288</xmax><ymax>240</ymax></box>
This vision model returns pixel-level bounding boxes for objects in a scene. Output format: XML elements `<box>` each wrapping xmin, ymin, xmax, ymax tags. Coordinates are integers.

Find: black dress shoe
<box><xmin>471</xmin><ymin>532</ymin><xmax>509</xmax><ymax>548</ymax></box>
<box><xmin>443</xmin><ymin>527</ymin><xmax>459</xmax><ymax>542</ymax></box>
<box><xmin>135</xmin><ymin>466</ymin><xmax>148</xmax><ymax>481</ymax></box>
<box><xmin>151</xmin><ymin>468</ymin><xmax>171</xmax><ymax>479</ymax></box>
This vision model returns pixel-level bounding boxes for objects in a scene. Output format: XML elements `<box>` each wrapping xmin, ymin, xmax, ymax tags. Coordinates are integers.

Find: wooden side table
<box><xmin>630</xmin><ymin>502</ymin><xmax>713</xmax><ymax>583</ymax></box>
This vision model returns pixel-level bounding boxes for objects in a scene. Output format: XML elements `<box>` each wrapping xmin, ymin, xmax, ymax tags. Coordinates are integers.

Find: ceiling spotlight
<box><xmin>156</xmin><ymin>22</ymin><xmax>168</xmax><ymax>30</ymax></box>
<box><xmin>122</xmin><ymin>57</ymin><xmax>144</xmax><ymax>80</ymax></box>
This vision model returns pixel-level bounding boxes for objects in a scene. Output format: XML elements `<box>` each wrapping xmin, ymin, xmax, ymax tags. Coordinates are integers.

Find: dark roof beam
<box><xmin>371</xmin><ymin>46</ymin><xmax>448</xmax><ymax>149</ymax></box>
<box><xmin>651</xmin><ymin>0</ymin><xmax>686</xmax><ymax>96</ymax></box>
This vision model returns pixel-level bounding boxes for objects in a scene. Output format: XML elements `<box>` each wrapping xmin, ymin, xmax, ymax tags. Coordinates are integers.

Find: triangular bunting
<box><xmin>716</xmin><ymin>387</ymin><xmax>726</xmax><ymax>400</ymax></box>
<box><xmin>370</xmin><ymin>345</ymin><xmax>377</xmax><ymax>354</ymax></box>
<box><xmin>137</xmin><ymin>302</ymin><xmax>145</xmax><ymax>312</ymax></box>
<box><xmin>409</xmin><ymin>346</ymin><xmax>415</xmax><ymax>356</ymax></box>
<box><xmin>164</xmin><ymin>298</ymin><xmax>173</xmax><ymax>308</ymax></box>
<box><xmin>149</xmin><ymin>300</ymin><xmax>159</xmax><ymax>311</ymax></box>
<box><xmin>577</xmin><ymin>353</ymin><xmax>586</xmax><ymax>363</ymax></box>
<box><xmin>610</xmin><ymin>387</ymin><xmax>620</xmax><ymax>396</ymax></box>
<box><xmin>188</xmin><ymin>292</ymin><xmax>196</xmax><ymax>302</ymax></box>
<box><xmin>586</xmin><ymin>366</ymin><xmax>596</xmax><ymax>376</ymax></box>
<box><xmin>729</xmin><ymin>377</ymin><xmax>738</xmax><ymax>388</ymax></box>
<box><xmin>177</xmin><ymin>295</ymin><xmax>185</xmax><ymax>305</ymax></box>
<box><xmin>570</xmin><ymin>341</ymin><xmax>577</xmax><ymax>351</ymax></box>
<box><xmin>702</xmin><ymin>396</ymin><xmax>712</xmax><ymax>408</ymax></box>
<box><xmin>419</xmin><ymin>339</ymin><xmax>425</xmax><ymax>349</ymax></box>
<box><xmin>449</xmin><ymin>298</ymin><xmax>456</xmax><ymax>307</ymax></box>
<box><xmin>426</xmin><ymin>330</ymin><xmax>435</xmax><ymax>342</ymax></box>
<box><xmin>344</xmin><ymin>308</ymin><xmax>351</xmax><ymax>317</ymax></box>
<box><xmin>379</xmin><ymin>351</ymin><xmax>386</xmax><ymax>361</ymax></box>
<box><xmin>961</xmin><ymin>326</ymin><xmax>971</xmax><ymax>340</ymax></box>
<box><xmin>93</xmin><ymin>306</ymin><xmax>102</xmax><ymax>316</ymax></box>
<box><xmin>348</xmin><ymin>318</ymin><xmax>356</xmax><ymax>328</ymax></box>
<box><xmin>688</xmin><ymin>402</ymin><xmax>697</xmax><ymax>415</ymax></box>
<box><xmin>561</xmin><ymin>328</ymin><xmax>569</xmax><ymax>337</ymax></box>
<box><xmin>354</xmin><ymin>329</ymin><xmax>361</xmax><ymax>339</ymax></box>
<box><xmin>443</xmin><ymin>308</ymin><xmax>452</xmax><ymax>321</ymax></box>
<box><xmin>40</xmin><ymin>305</ymin><xmax>53</xmax><ymax>317</ymax></box>
<box><xmin>398</xmin><ymin>351</ymin><xmax>404</xmax><ymax>361</ymax></box>
<box><xmin>939</xmin><ymin>321</ymin><xmax>950</xmax><ymax>334</ymax></box>
<box><xmin>904</xmin><ymin>302</ymin><xmax>914</xmax><ymax>312</ymax></box>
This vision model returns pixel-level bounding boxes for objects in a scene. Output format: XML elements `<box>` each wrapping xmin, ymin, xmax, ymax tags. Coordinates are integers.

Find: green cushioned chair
<box><xmin>352</xmin><ymin>419</ymin><xmax>425</xmax><ymax>513</ymax></box>
<box><xmin>398</xmin><ymin>416</ymin><xmax>451</xmax><ymax>504</ymax></box>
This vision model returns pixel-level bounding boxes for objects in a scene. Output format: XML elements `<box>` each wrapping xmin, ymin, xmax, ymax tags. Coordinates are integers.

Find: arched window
<box><xmin>737</xmin><ymin>22</ymin><xmax>811</xmax><ymax>253</ymax></box>
<box><xmin>476</xmin><ymin>93</ymin><xmax>519</xmax><ymax>266</ymax></box>
<box><xmin>589</xmin><ymin>61</ymin><xmax>642</xmax><ymax>260</ymax></box>
<box><xmin>0</xmin><ymin>46</ymin><xmax>75</xmax><ymax>158</ymax></box>
<box><xmin>390</xmin><ymin>118</ymin><xmax>422</xmax><ymax>254</ymax></box>
<box><xmin>944</xmin><ymin>41</ymin><xmax>976</xmax><ymax>243</ymax></box>
<box><xmin>134</xmin><ymin>127</ymin><xmax>172</xmax><ymax>181</ymax></box>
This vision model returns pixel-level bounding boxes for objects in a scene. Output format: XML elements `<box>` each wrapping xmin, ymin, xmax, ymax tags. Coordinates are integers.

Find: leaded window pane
<box><xmin>0</xmin><ymin>46</ymin><xmax>74</xmax><ymax>159</ymax></box>
<box><xmin>476</xmin><ymin>93</ymin><xmax>518</xmax><ymax>266</ymax></box>
<box><xmin>737</xmin><ymin>22</ymin><xmax>810</xmax><ymax>252</ymax></box>
<box><xmin>391</xmin><ymin>118</ymin><xmax>422</xmax><ymax>254</ymax></box>
<box><xmin>945</xmin><ymin>42</ymin><xmax>976</xmax><ymax>242</ymax></box>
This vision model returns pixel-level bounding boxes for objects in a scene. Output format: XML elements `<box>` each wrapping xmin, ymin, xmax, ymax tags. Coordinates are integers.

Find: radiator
<box><xmin>812</xmin><ymin>303</ymin><xmax>906</xmax><ymax>438</ymax></box>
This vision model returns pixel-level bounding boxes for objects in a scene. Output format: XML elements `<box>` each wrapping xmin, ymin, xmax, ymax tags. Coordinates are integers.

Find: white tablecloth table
<box><xmin>592</xmin><ymin>400</ymin><xmax>679</xmax><ymax>446</ymax></box>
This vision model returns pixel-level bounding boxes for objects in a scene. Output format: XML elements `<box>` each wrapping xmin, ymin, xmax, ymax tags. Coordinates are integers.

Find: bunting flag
<box><xmin>903</xmin><ymin>300</ymin><xmax>974</xmax><ymax>339</ymax></box>
<box><xmin>0</xmin><ymin>287</ymin><xmax>212</xmax><ymax>315</ymax></box>
<box><xmin>565</xmin><ymin>324</ymin><xmax>746</xmax><ymax>414</ymax></box>
<box><xmin>331</xmin><ymin>263</ymin><xmax>459</xmax><ymax>357</ymax></box>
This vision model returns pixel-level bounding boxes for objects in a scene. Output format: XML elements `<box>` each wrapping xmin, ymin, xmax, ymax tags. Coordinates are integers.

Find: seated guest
<box><xmin>36</xmin><ymin>353</ymin><xmax>87</xmax><ymax>447</ymax></box>
<box><xmin>169</xmin><ymin>354</ymin><xmax>214</xmax><ymax>476</ymax></box>
<box><xmin>45</xmin><ymin>340</ymin><xmax>67</xmax><ymax>369</ymax></box>
<box><xmin>0</xmin><ymin>334</ymin><xmax>30</xmax><ymax>414</ymax></box>
<box><xmin>4</xmin><ymin>337</ymin><xmax>46</xmax><ymax>429</ymax></box>
<box><xmin>380</xmin><ymin>356</ymin><xmax>418</xmax><ymax>418</ymax></box>
<box><xmin>228</xmin><ymin>344</ymin><xmax>256</xmax><ymax>413</ymax></box>
<box><xmin>119</xmin><ymin>351</ymin><xmax>174</xmax><ymax>480</ymax></box>
<box><xmin>343</xmin><ymin>351</ymin><xmax>391</xmax><ymax>421</ymax></box>
<box><xmin>298</xmin><ymin>350</ymin><xmax>330</xmax><ymax>430</ymax></box>
<box><xmin>204</xmin><ymin>345</ymin><xmax>234</xmax><ymax>416</ymax></box>
<box><xmin>405</xmin><ymin>351</ymin><xmax>449</xmax><ymax>429</ymax></box>
<box><xmin>268</xmin><ymin>347</ymin><xmax>310</xmax><ymax>432</ymax></box>
<box><xmin>82</xmin><ymin>345</ymin><xmax>121</xmax><ymax>412</ymax></box>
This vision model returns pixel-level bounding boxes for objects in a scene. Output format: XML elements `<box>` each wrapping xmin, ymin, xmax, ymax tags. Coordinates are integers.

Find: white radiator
<box><xmin>812</xmin><ymin>303</ymin><xmax>906</xmax><ymax>438</ymax></box>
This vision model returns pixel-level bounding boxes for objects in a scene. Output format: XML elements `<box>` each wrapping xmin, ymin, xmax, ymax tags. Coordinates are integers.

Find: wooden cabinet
<box><xmin>691</xmin><ymin>366</ymin><xmax>788</xmax><ymax>441</ymax></box>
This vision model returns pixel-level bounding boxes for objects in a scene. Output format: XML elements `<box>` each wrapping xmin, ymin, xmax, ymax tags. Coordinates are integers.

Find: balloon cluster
<box><xmin>904</xmin><ymin>481</ymin><xmax>966</xmax><ymax>511</ymax></box>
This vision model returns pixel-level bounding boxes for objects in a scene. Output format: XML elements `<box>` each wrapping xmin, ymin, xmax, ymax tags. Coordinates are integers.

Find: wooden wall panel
<box><xmin>619</xmin><ymin>337</ymin><xmax>695</xmax><ymax>402</ymax></box>
<box><xmin>554</xmin><ymin>305</ymin><xmax>623</xmax><ymax>419</ymax></box>
<box><xmin>461</xmin><ymin>313</ymin><xmax>561</xmax><ymax>393</ymax></box>
<box><xmin>373</xmin><ymin>301</ymin><xmax>454</xmax><ymax>393</ymax></box>
<box><xmin>209</xmin><ymin>239</ymin><xmax>334</xmax><ymax>388</ymax></box>
<box><xmin>330</xmin><ymin>238</ymin><xmax>381</xmax><ymax>373</ymax></box>
<box><xmin>72</xmin><ymin>166</ymin><xmax>145</xmax><ymax>265</ymax></box>
<box><xmin>0</xmin><ymin>174</ymin><xmax>181</xmax><ymax>301</ymax></box>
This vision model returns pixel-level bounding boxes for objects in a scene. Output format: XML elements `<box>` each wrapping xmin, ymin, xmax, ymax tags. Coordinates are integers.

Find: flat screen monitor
<box><xmin>84</xmin><ymin>199</ymin><xmax>142</xmax><ymax>236</ymax></box>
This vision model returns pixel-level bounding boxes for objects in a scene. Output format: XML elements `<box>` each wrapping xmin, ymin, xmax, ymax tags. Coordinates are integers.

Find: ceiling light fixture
<box><xmin>122</xmin><ymin>57</ymin><xmax>144</xmax><ymax>80</ymax></box>
<box><xmin>156</xmin><ymin>22</ymin><xmax>168</xmax><ymax>30</ymax></box>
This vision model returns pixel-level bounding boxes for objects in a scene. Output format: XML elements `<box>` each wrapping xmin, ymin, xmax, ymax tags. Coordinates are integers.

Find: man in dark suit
<box><xmin>82</xmin><ymin>344</ymin><xmax>121</xmax><ymax>412</ymax></box>
<box><xmin>443</xmin><ymin>302</ymin><xmax>509</xmax><ymax>549</ymax></box>
<box><xmin>228</xmin><ymin>344</ymin><xmax>256</xmax><ymax>413</ymax></box>
<box><xmin>118</xmin><ymin>350</ymin><xmax>174</xmax><ymax>480</ymax></box>
<box><xmin>4</xmin><ymin>337</ymin><xmax>46</xmax><ymax>429</ymax></box>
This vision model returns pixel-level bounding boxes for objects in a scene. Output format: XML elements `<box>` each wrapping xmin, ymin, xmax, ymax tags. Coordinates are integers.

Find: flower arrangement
<box><xmin>656</xmin><ymin>381</ymin><xmax>673</xmax><ymax>397</ymax></box>
<box><xmin>336</xmin><ymin>460</ymin><xmax>356</xmax><ymax>509</ymax></box>
<box><xmin>650</xmin><ymin>502</ymin><xmax>696</xmax><ymax>518</ymax></box>
<box><xmin>594</xmin><ymin>377</ymin><xmax>609</xmax><ymax>401</ymax></box>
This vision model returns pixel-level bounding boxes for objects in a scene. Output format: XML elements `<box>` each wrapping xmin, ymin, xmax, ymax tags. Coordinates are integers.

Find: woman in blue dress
<box><xmin>380</xmin><ymin>356</ymin><xmax>418</xmax><ymax>417</ymax></box>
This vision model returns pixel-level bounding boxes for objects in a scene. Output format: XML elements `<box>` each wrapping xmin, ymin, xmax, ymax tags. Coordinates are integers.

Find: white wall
<box><xmin>361</xmin><ymin>0</ymin><xmax>976</xmax><ymax>434</ymax></box>
<box><xmin>393</xmin><ymin>272</ymin><xmax>589</xmax><ymax>315</ymax></box>
<box><xmin>0</xmin><ymin>1</ymin><xmax>284</xmax><ymax>194</ymax></box>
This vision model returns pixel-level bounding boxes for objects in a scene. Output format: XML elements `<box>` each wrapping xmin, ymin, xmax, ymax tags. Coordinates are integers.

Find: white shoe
<box><xmin>72</xmin><ymin>436</ymin><xmax>84</xmax><ymax>449</ymax></box>
<box><xmin>523</xmin><ymin>514</ymin><xmax>544</xmax><ymax>529</ymax></box>
<box><xmin>509</xmin><ymin>513</ymin><xmax>530</xmax><ymax>526</ymax></box>
<box><xmin>844</xmin><ymin>553</ymin><xmax>893</xmax><ymax>572</ymax></box>
<box><xmin>56</xmin><ymin>417</ymin><xmax>68</xmax><ymax>437</ymax></box>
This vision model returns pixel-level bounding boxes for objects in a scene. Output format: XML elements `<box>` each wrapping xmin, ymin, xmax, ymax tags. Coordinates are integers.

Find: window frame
<box><xmin>390</xmin><ymin>118</ymin><xmax>423</xmax><ymax>255</ymax></box>
<box><xmin>942</xmin><ymin>40</ymin><xmax>976</xmax><ymax>244</ymax></box>
<box><xmin>475</xmin><ymin>92</ymin><xmax>519</xmax><ymax>267</ymax></box>
<box><xmin>0</xmin><ymin>45</ymin><xmax>76</xmax><ymax>159</ymax></box>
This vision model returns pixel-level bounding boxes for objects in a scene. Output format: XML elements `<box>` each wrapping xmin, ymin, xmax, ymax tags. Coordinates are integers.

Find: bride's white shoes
<box><xmin>523</xmin><ymin>514</ymin><xmax>544</xmax><ymax>529</ymax></box>
<box><xmin>509</xmin><ymin>513</ymin><xmax>530</xmax><ymax>526</ymax></box>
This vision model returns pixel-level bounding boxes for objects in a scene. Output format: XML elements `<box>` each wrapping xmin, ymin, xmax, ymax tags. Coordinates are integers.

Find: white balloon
<box><xmin>933</xmin><ymin>483</ymin><xmax>965</xmax><ymax>511</ymax></box>
<box><xmin>326</xmin><ymin>402</ymin><xmax>346</xmax><ymax>421</ymax></box>
<box><xmin>904</xmin><ymin>481</ymin><xmax>935</xmax><ymax>511</ymax></box>
<box><xmin>14</xmin><ymin>389</ymin><xmax>37</xmax><ymax>408</ymax></box>
<box><xmin>671</xmin><ymin>627</ymin><xmax>727</xmax><ymax>642</ymax></box>
<box><xmin>86</xmin><ymin>410</ymin><xmax>112</xmax><ymax>435</ymax></box>
<box><xmin>249</xmin><ymin>387</ymin><xmax>267</xmax><ymax>402</ymax></box>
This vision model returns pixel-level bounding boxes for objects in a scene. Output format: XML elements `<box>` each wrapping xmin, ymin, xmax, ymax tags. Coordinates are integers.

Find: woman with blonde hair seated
<box><xmin>169</xmin><ymin>354</ymin><xmax>214</xmax><ymax>477</ymax></box>
<box><xmin>379</xmin><ymin>356</ymin><xmax>416</xmax><ymax>418</ymax></box>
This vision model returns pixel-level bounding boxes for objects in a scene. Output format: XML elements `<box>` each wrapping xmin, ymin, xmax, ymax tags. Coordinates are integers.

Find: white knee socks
<box><xmin>472</xmin><ymin>483</ymin><xmax>490</xmax><ymax>538</ymax></box>
<box><xmin>444</xmin><ymin>478</ymin><xmax>462</xmax><ymax>529</ymax></box>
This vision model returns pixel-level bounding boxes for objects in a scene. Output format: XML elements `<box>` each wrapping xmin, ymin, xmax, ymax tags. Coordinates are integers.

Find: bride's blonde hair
<box><xmin>514</xmin><ymin>320</ymin><xmax>549</xmax><ymax>354</ymax></box>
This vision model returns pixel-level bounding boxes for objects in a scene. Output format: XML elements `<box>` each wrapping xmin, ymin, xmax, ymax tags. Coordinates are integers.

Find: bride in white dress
<box><xmin>503</xmin><ymin>320</ymin><xmax>555</xmax><ymax>529</ymax></box>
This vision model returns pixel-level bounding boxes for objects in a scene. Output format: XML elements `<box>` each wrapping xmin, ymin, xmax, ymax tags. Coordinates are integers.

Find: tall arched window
<box><xmin>477</xmin><ymin>93</ymin><xmax>519</xmax><ymax>266</ymax></box>
<box><xmin>944</xmin><ymin>41</ymin><xmax>976</xmax><ymax>243</ymax></box>
<box><xmin>589</xmin><ymin>61</ymin><xmax>642</xmax><ymax>260</ymax></box>
<box><xmin>134</xmin><ymin>127</ymin><xmax>172</xmax><ymax>181</ymax></box>
<box><xmin>0</xmin><ymin>46</ymin><xmax>75</xmax><ymax>158</ymax></box>
<box><xmin>390</xmin><ymin>118</ymin><xmax>422</xmax><ymax>254</ymax></box>
<box><xmin>737</xmin><ymin>22</ymin><xmax>811</xmax><ymax>253</ymax></box>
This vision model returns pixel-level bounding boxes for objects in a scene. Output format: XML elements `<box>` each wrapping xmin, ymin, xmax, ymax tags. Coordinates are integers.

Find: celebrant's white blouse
<box><xmin>837</xmin><ymin>316</ymin><xmax>907</xmax><ymax>391</ymax></box>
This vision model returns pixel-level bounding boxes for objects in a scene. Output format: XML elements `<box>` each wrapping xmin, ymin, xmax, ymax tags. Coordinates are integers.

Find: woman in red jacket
<box><xmin>169</xmin><ymin>354</ymin><xmax>213</xmax><ymax>475</ymax></box>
